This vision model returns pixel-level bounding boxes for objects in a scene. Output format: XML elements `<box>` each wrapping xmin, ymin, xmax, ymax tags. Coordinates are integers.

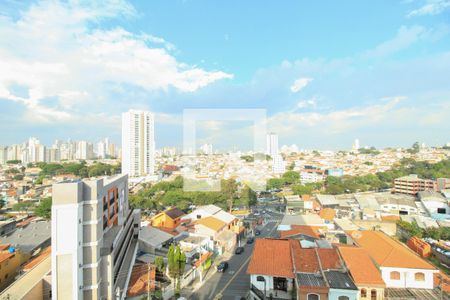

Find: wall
<box><xmin>357</xmin><ymin>287</ymin><xmax>384</xmax><ymax>300</ymax></box>
<box><xmin>381</xmin><ymin>267</ymin><xmax>437</xmax><ymax>289</ymax></box>
<box><xmin>328</xmin><ymin>288</ymin><xmax>358</xmax><ymax>300</ymax></box>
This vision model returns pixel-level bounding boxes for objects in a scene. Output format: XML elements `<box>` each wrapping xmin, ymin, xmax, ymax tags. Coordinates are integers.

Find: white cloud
<box><xmin>0</xmin><ymin>0</ymin><xmax>233</xmax><ymax>123</ymax></box>
<box><xmin>408</xmin><ymin>0</ymin><xmax>450</xmax><ymax>17</ymax></box>
<box><xmin>296</xmin><ymin>98</ymin><xmax>317</xmax><ymax>109</ymax></box>
<box><xmin>364</xmin><ymin>26</ymin><xmax>426</xmax><ymax>57</ymax></box>
<box><xmin>268</xmin><ymin>96</ymin><xmax>407</xmax><ymax>134</ymax></box>
<box><xmin>290</xmin><ymin>77</ymin><xmax>313</xmax><ymax>93</ymax></box>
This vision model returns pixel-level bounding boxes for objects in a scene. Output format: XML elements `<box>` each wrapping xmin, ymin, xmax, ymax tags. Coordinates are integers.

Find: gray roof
<box><xmin>316</xmin><ymin>194</ymin><xmax>339</xmax><ymax>206</ymax></box>
<box><xmin>0</xmin><ymin>221</ymin><xmax>51</xmax><ymax>254</ymax></box>
<box><xmin>324</xmin><ymin>270</ymin><xmax>358</xmax><ymax>290</ymax></box>
<box><xmin>280</xmin><ymin>214</ymin><xmax>325</xmax><ymax>226</ymax></box>
<box><xmin>139</xmin><ymin>226</ymin><xmax>174</xmax><ymax>247</ymax></box>
<box><xmin>418</xmin><ymin>191</ymin><xmax>446</xmax><ymax>202</ymax></box>
<box><xmin>296</xmin><ymin>273</ymin><xmax>327</xmax><ymax>287</ymax></box>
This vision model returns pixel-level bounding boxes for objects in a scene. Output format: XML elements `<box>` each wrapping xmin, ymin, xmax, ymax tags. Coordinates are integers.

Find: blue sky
<box><xmin>0</xmin><ymin>0</ymin><xmax>449</xmax><ymax>150</ymax></box>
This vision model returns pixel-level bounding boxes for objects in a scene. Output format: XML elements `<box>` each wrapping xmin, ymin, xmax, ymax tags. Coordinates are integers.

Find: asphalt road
<box><xmin>189</xmin><ymin>210</ymin><xmax>282</xmax><ymax>300</ymax></box>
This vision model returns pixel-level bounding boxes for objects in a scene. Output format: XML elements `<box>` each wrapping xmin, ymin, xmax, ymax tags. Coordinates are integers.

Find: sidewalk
<box><xmin>181</xmin><ymin>251</ymin><xmax>233</xmax><ymax>298</ymax></box>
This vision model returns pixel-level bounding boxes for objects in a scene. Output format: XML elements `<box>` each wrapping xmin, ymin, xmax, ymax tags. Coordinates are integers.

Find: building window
<box><xmin>361</xmin><ymin>289</ymin><xmax>367</xmax><ymax>298</ymax></box>
<box><xmin>274</xmin><ymin>277</ymin><xmax>287</xmax><ymax>291</ymax></box>
<box><xmin>338</xmin><ymin>296</ymin><xmax>349</xmax><ymax>300</ymax></box>
<box><xmin>437</xmin><ymin>208</ymin><xmax>446</xmax><ymax>214</ymax></box>
<box><xmin>390</xmin><ymin>271</ymin><xmax>400</xmax><ymax>280</ymax></box>
<box><xmin>307</xmin><ymin>294</ymin><xmax>320</xmax><ymax>300</ymax></box>
<box><xmin>415</xmin><ymin>272</ymin><xmax>425</xmax><ymax>281</ymax></box>
<box><xmin>371</xmin><ymin>290</ymin><xmax>377</xmax><ymax>300</ymax></box>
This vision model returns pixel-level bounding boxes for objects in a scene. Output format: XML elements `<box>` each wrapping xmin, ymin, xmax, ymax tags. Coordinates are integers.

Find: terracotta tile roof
<box><xmin>195</xmin><ymin>216</ymin><xmax>226</xmax><ymax>232</ymax></box>
<box><xmin>23</xmin><ymin>247</ymin><xmax>51</xmax><ymax>271</ymax></box>
<box><xmin>338</xmin><ymin>246</ymin><xmax>385</xmax><ymax>286</ymax></box>
<box><xmin>381</xmin><ymin>215</ymin><xmax>400</xmax><ymax>222</ymax></box>
<box><xmin>279</xmin><ymin>225</ymin><xmax>322</xmax><ymax>239</ymax></box>
<box><xmin>0</xmin><ymin>252</ymin><xmax>13</xmax><ymax>264</ymax></box>
<box><xmin>247</xmin><ymin>239</ymin><xmax>294</xmax><ymax>278</ymax></box>
<box><xmin>319</xmin><ymin>208</ymin><xmax>336</xmax><ymax>221</ymax></box>
<box><xmin>289</xmin><ymin>239</ymin><xmax>319</xmax><ymax>273</ymax></box>
<box><xmin>348</xmin><ymin>230</ymin><xmax>436</xmax><ymax>270</ymax></box>
<box><xmin>195</xmin><ymin>251</ymin><xmax>212</xmax><ymax>268</ymax></box>
<box><xmin>127</xmin><ymin>263</ymin><xmax>156</xmax><ymax>297</ymax></box>
<box><xmin>434</xmin><ymin>271</ymin><xmax>450</xmax><ymax>292</ymax></box>
<box><xmin>0</xmin><ymin>244</ymin><xmax>11</xmax><ymax>251</ymax></box>
<box><xmin>317</xmin><ymin>248</ymin><xmax>342</xmax><ymax>270</ymax></box>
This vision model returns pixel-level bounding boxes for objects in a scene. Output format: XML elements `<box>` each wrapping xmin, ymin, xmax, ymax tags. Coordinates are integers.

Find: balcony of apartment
<box><xmin>250</xmin><ymin>284</ymin><xmax>295</xmax><ymax>300</ymax></box>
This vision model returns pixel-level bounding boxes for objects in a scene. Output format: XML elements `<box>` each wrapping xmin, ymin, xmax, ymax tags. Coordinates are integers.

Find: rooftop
<box><xmin>195</xmin><ymin>216</ymin><xmax>226</xmax><ymax>232</ymax></box>
<box><xmin>279</xmin><ymin>225</ymin><xmax>321</xmax><ymax>239</ymax></box>
<box><xmin>164</xmin><ymin>207</ymin><xmax>185</xmax><ymax>220</ymax></box>
<box><xmin>324</xmin><ymin>270</ymin><xmax>358</xmax><ymax>290</ymax></box>
<box><xmin>348</xmin><ymin>230</ymin><xmax>436</xmax><ymax>270</ymax></box>
<box><xmin>338</xmin><ymin>246</ymin><xmax>385</xmax><ymax>286</ymax></box>
<box><xmin>247</xmin><ymin>239</ymin><xmax>294</xmax><ymax>278</ymax></box>
<box><xmin>139</xmin><ymin>226</ymin><xmax>174</xmax><ymax>247</ymax></box>
<box><xmin>0</xmin><ymin>220</ymin><xmax>51</xmax><ymax>254</ymax></box>
<box><xmin>296</xmin><ymin>273</ymin><xmax>327</xmax><ymax>288</ymax></box>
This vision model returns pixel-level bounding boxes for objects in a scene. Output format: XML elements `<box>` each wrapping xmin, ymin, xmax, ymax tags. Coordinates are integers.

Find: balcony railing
<box><xmin>250</xmin><ymin>284</ymin><xmax>293</xmax><ymax>300</ymax></box>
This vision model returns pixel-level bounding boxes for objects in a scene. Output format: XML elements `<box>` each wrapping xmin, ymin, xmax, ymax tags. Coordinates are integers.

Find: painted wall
<box><xmin>381</xmin><ymin>267</ymin><xmax>437</xmax><ymax>289</ymax></box>
<box><xmin>328</xmin><ymin>288</ymin><xmax>358</xmax><ymax>300</ymax></box>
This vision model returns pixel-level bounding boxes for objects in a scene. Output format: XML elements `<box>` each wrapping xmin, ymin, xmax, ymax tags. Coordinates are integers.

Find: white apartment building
<box><xmin>121</xmin><ymin>110</ymin><xmax>155</xmax><ymax>177</ymax></box>
<box><xmin>266</xmin><ymin>132</ymin><xmax>279</xmax><ymax>157</ymax></box>
<box><xmin>52</xmin><ymin>174</ymin><xmax>140</xmax><ymax>300</ymax></box>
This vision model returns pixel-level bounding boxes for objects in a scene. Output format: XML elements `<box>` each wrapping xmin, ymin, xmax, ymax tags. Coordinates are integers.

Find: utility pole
<box><xmin>147</xmin><ymin>262</ymin><xmax>151</xmax><ymax>300</ymax></box>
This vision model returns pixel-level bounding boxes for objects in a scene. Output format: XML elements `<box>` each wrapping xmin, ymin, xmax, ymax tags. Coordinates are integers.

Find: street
<box><xmin>188</xmin><ymin>208</ymin><xmax>282</xmax><ymax>300</ymax></box>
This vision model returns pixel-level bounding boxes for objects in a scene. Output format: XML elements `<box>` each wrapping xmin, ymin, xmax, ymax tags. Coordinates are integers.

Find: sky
<box><xmin>0</xmin><ymin>0</ymin><xmax>449</xmax><ymax>150</ymax></box>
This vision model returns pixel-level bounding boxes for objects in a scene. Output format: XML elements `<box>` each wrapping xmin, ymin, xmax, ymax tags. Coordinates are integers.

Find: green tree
<box><xmin>35</xmin><ymin>197</ymin><xmax>52</xmax><ymax>219</ymax></box>
<box><xmin>282</xmin><ymin>171</ymin><xmax>300</xmax><ymax>185</ymax></box>
<box><xmin>155</xmin><ymin>255</ymin><xmax>165</xmax><ymax>274</ymax></box>
<box><xmin>13</xmin><ymin>201</ymin><xmax>35</xmax><ymax>213</ymax></box>
<box><xmin>167</xmin><ymin>245</ymin><xmax>186</xmax><ymax>295</ymax></box>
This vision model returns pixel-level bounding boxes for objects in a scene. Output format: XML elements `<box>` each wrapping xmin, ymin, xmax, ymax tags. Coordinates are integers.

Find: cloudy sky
<box><xmin>0</xmin><ymin>0</ymin><xmax>449</xmax><ymax>150</ymax></box>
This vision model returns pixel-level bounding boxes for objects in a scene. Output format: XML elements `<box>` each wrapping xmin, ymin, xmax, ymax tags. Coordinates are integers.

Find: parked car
<box><xmin>255</xmin><ymin>230</ymin><xmax>261</xmax><ymax>236</ymax></box>
<box><xmin>247</xmin><ymin>237</ymin><xmax>254</xmax><ymax>244</ymax></box>
<box><xmin>217</xmin><ymin>261</ymin><xmax>229</xmax><ymax>273</ymax></box>
<box><xmin>235</xmin><ymin>247</ymin><xmax>244</xmax><ymax>254</ymax></box>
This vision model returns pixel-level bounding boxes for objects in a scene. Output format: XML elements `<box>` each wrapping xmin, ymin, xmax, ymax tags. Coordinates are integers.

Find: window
<box><xmin>307</xmin><ymin>294</ymin><xmax>320</xmax><ymax>300</ymax></box>
<box><xmin>371</xmin><ymin>290</ymin><xmax>377</xmax><ymax>300</ymax></box>
<box><xmin>415</xmin><ymin>272</ymin><xmax>425</xmax><ymax>281</ymax></box>
<box><xmin>361</xmin><ymin>289</ymin><xmax>367</xmax><ymax>298</ymax></box>
<box><xmin>338</xmin><ymin>296</ymin><xmax>349</xmax><ymax>300</ymax></box>
<box><xmin>390</xmin><ymin>271</ymin><xmax>400</xmax><ymax>280</ymax></box>
<box><xmin>438</xmin><ymin>208</ymin><xmax>446</xmax><ymax>214</ymax></box>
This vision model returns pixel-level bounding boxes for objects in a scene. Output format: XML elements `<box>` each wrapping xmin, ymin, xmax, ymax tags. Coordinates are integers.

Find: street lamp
<box><xmin>256</xmin><ymin>275</ymin><xmax>266</xmax><ymax>300</ymax></box>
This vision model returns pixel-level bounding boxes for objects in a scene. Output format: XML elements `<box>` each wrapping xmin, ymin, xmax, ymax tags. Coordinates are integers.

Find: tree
<box><xmin>35</xmin><ymin>197</ymin><xmax>52</xmax><ymax>219</ymax></box>
<box><xmin>282</xmin><ymin>171</ymin><xmax>300</xmax><ymax>185</ymax></box>
<box><xmin>167</xmin><ymin>245</ymin><xmax>186</xmax><ymax>295</ymax></box>
<box><xmin>155</xmin><ymin>255</ymin><xmax>165</xmax><ymax>274</ymax></box>
<box><xmin>13</xmin><ymin>201</ymin><xmax>35</xmax><ymax>213</ymax></box>
<box><xmin>0</xmin><ymin>196</ymin><xmax>6</xmax><ymax>209</ymax></box>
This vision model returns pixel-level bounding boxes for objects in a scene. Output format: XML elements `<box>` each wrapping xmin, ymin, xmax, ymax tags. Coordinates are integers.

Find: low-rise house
<box><xmin>247</xmin><ymin>239</ymin><xmax>295</xmax><ymax>299</ymax></box>
<box><xmin>347</xmin><ymin>230</ymin><xmax>438</xmax><ymax>289</ymax></box>
<box><xmin>151</xmin><ymin>207</ymin><xmax>185</xmax><ymax>229</ymax></box>
<box><xmin>0</xmin><ymin>244</ymin><xmax>22</xmax><ymax>291</ymax></box>
<box><xmin>338</xmin><ymin>246</ymin><xmax>385</xmax><ymax>300</ymax></box>
<box><xmin>139</xmin><ymin>226</ymin><xmax>175</xmax><ymax>254</ymax></box>
<box><xmin>316</xmin><ymin>195</ymin><xmax>339</xmax><ymax>208</ymax></box>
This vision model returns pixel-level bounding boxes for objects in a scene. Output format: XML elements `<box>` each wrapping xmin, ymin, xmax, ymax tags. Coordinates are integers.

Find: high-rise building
<box><xmin>352</xmin><ymin>138</ymin><xmax>360</xmax><ymax>152</ymax></box>
<box><xmin>52</xmin><ymin>174</ymin><xmax>140</xmax><ymax>300</ymax></box>
<box><xmin>121</xmin><ymin>110</ymin><xmax>155</xmax><ymax>177</ymax></box>
<box><xmin>0</xmin><ymin>146</ymin><xmax>7</xmax><ymax>165</ymax></box>
<box><xmin>266</xmin><ymin>133</ymin><xmax>279</xmax><ymax>157</ymax></box>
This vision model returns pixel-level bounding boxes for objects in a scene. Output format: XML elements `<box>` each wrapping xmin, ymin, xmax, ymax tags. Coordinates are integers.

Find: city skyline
<box><xmin>1</xmin><ymin>0</ymin><xmax>450</xmax><ymax>149</ymax></box>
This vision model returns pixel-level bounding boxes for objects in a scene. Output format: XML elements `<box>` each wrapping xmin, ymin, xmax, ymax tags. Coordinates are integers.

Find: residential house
<box><xmin>338</xmin><ymin>246</ymin><xmax>385</xmax><ymax>300</ymax></box>
<box><xmin>0</xmin><ymin>244</ymin><xmax>22</xmax><ymax>291</ymax></box>
<box><xmin>346</xmin><ymin>230</ymin><xmax>438</xmax><ymax>289</ymax></box>
<box><xmin>247</xmin><ymin>239</ymin><xmax>295</xmax><ymax>300</ymax></box>
<box><xmin>151</xmin><ymin>207</ymin><xmax>185</xmax><ymax>229</ymax></box>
